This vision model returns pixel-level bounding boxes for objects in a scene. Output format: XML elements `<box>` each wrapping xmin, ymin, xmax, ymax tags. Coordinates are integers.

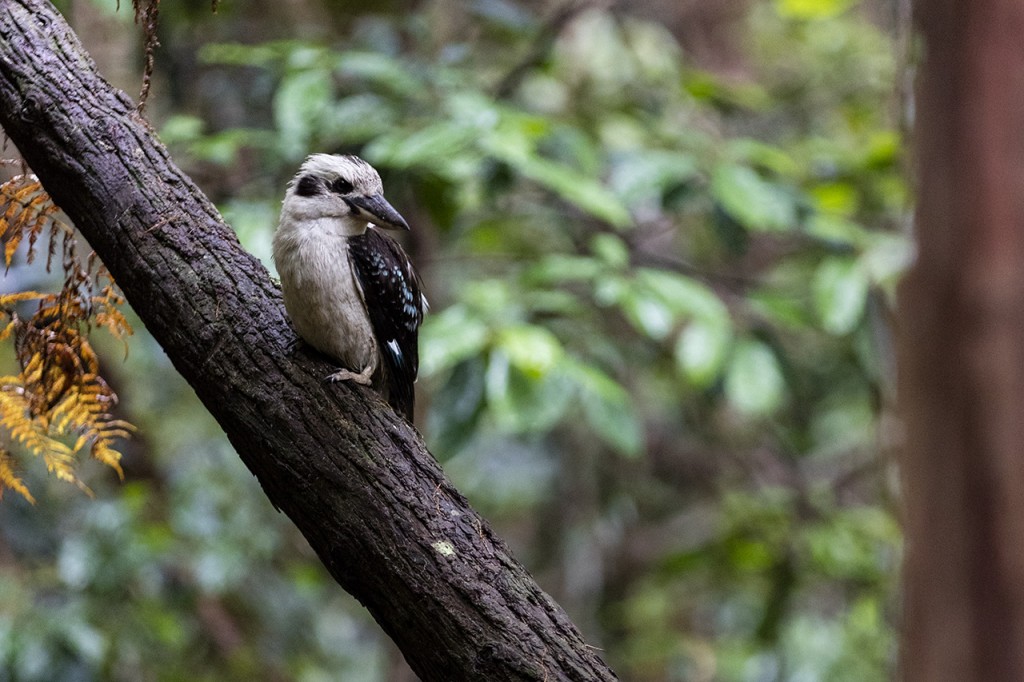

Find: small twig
<box><xmin>493</xmin><ymin>0</ymin><xmax>604</xmax><ymax>100</ymax></box>
<box><xmin>135</xmin><ymin>0</ymin><xmax>161</xmax><ymax>113</ymax></box>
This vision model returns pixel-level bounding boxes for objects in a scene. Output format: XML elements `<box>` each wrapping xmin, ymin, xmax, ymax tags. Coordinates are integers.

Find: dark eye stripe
<box><xmin>295</xmin><ymin>174</ymin><xmax>322</xmax><ymax>197</ymax></box>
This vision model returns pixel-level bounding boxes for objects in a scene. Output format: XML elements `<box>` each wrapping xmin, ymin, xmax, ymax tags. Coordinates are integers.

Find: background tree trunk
<box><xmin>900</xmin><ymin>0</ymin><xmax>1024</xmax><ymax>679</ymax></box>
<box><xmin>0</xmin><ymin>1</ymin><xmax>616</xmax><ymax>679</ymax></box>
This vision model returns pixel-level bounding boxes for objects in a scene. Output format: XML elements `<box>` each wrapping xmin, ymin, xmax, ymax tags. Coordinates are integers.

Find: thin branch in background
<box><xmin>133</xmin><ymin>0</ymin><xmax>161</xmax><ymax>112</ymax></box>
<box><xmin>493</xmin><ymin>0</ymin><xmax>604</xmax><ymax>99</ymax></box>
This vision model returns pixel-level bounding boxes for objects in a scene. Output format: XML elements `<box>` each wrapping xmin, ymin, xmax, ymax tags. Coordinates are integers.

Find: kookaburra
<box><xmin>273</xmin><ymin>154</ymin><xmax>426</xmax><ymax>421</ymax></box>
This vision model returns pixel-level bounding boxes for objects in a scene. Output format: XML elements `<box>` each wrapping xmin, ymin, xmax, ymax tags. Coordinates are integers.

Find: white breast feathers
<box><xmin>273</xmin><ymin>218</ymin><xmax>378</xmax><ymax>375</ymax></box>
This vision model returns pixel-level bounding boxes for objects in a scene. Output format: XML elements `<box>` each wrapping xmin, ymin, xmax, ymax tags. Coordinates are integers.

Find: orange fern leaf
<box><xmin>0</xmin><ymin>448</ymin><xmax>33</xmax><ymax>504</ymax></box>
<box><xmin>0</xmin><ymin>168</ymin><xmax>136</xmax><ymax>501</ymax></box>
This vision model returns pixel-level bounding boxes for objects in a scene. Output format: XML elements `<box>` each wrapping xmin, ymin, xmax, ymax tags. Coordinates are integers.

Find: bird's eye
<box><xmin>331</xmin><ymin>178</ymin><xmax>355</xmax><ymax>194</ymax></box>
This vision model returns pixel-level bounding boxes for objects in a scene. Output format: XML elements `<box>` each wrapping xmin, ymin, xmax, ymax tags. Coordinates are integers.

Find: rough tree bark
<box><xmin>900</xmin><ymin>0</ymin><xmax>1024</xmax><ymax>680</ymax></box>
<box><xmin>0</xmin><ymin>1</ymin><xmax>617</xmax><ymax>680</ymax></box>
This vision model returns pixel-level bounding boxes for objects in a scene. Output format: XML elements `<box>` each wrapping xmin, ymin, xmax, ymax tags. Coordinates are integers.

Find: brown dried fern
<box><xmin>0</xmin><ymin>171</ymin><xmax>135</xmax><ymax>502</ymax></box>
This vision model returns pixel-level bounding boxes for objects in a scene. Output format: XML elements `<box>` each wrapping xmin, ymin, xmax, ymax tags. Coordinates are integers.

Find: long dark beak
<box><xmin>346</xmin><ymin>194</ymin><xmax>410</xmax><ymax>231</ymax></box>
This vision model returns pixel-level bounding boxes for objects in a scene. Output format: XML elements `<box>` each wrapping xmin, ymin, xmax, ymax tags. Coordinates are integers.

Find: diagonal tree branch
<box><xmin>0</xmin><ymin>1</ymin><xmax>617</xmax><ymax>679</ymax></box>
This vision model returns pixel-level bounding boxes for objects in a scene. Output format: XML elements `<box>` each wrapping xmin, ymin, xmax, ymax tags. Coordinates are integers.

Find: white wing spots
<box><xmin>387</xmin><ymin>339</ymin><xmax>401</xmax><ymax>359</ymax></box>
<box><xmin>361</xmin><ymin>248</ymin><xmax>423</xmax><ymax>330</ymax></box>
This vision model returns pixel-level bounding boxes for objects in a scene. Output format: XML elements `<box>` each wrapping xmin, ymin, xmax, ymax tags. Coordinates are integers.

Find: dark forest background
<box><xmin>0</xmin><ymin>1</ymin><xmax>908</xmax><ymax>679</ymax></box>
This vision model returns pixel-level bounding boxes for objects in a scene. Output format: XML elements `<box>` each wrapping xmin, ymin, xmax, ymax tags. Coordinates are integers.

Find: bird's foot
<box><xmin>326</xmin><ymin>365</ymin><xmax>374</xmax><ymax>385</ymax></box>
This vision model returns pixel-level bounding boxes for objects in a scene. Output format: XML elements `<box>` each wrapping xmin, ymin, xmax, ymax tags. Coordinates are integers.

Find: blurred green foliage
<box><xmin>1</xmin><ymin>0</ymin><xmax>907</xmax><ymax>680</ymax></box>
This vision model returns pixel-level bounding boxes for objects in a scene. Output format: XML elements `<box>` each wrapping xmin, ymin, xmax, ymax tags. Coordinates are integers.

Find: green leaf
<box><xmin>510</xmin><ymin>156</ymin><xmax>632</xmax><ymax>228</ymax></box>
<box><xmin>594</xmin><ymin>274</ymin><xmax>629</xmax><ymax>306</ymax></box>
<box><xmin>366</xmin><ymin>122</ymin><xmax>477</xmax><ymax>170</ymax></box>
<box><xmin>220</xmin><ymin>200</ymin><xmax>277</xmax><ymax>263</ymax></box>
<box><xmin>810</xmin><ymin>182</ymin><xmax>859</xmax><ymax>217</ymax></box>
<box><xmin>711</xmin><ymin>164</ymin><xmax>797</xmax><ymax>232</ymax></box>
<box><xmin>427</xmin><ymin>359</ymin><xmax>487</xmax><ymax>456</ymax></box>
<box><xmin>684</xmin><ymin>70</ymin><xmax>771</xmax><ymax>111</ymax></box>
<box><xmin>495</xmin><ymin>324</ymin><xmax>563</xmax><ymax>378</ymax></box>
<box><xmin>566</xmin><ymin>361</ymin><xmax>643</xmax><ymax>457</ymax></box>
<box><xmin>676</xmin><ymin>318</ymin><xmax>733</xmax><ymax>387</ymax></box>
<box><xmin>622</xmin><ymin>292</ymin><xmax>675</xmax><ymax>341</ymax></box>
<box><xmin>462</xmin><ymin>279</ymin><xmax>514</xmax><ymax>319</ymax></box>
<box><xmin>861</xmin><ymin>232</ymin><xmax>914</xmax><ymax>290</ymax></box>
<box><xmin>485</xmin><ymin>351</ymin><xmax>572</xmax><ymax>433</ymax></box>
<box><xmin>185</xmin><ymin>128</ymin><xmax>276</xmax><ymax>166</ymax></box>
<box><xmin>526</xmin><ymin>254</ymin><xmax>603</xmax><ymax>284</ymax></box>
<box><xmin>521</xmin><ymin>290</ymin><xmax>582</xmax><ymax>316</ymax></box>
<box><xmin>281</xmin><ymin>45</ymin><xmax>327</xmax><ymax>70</ymax></box>
<box><xmin>813</xmin><ymin>257</ymin><xmax>869</xmax><ymax>335</ymax></box>
<box><xmin>591</xmin><ymin>234</ymin><xmax>629</xmax><ymax>269</ymax></box>
<box><xmin>777</xmin><ymin>0</ymin><xmax>857</xmax><ymax>19</ymax></box>
<box><xmin>748</xmin><ymin>279</ymin><xmax>816</xmax><ymax>329</ymax></box>
<box><xmin>809</xmin><ymin>387</ymin><xmax>876</xmax><ymax>458</ymax></box>
<box><xmin>328</xmin><ymin>94</ymin><xmax>396</xmax><ymax>142</ymax></box>
<box><xmin>419</xmin><ymin>306</ymin><xmax>490</xmax><ymax>376</ymax></box>
<box><xmin>804</xmin><ymin>508</ymin><xmax>899</xmax><ymax>580</ymax></box>
<box><xmin>619</xmin><ymin>269</ymin><xmax>733</xmax><ymax>342</ymax></box>
<box><xmin>725</xmin><ymin>340</ymin><xmax>786</xmax><ymax>416</ymax></box>
<box><xmin>469</xmin><ymin>0</ymin><xmax>534</xmax><ymax>29</ymax></box>
<box><xmin>273</xmin><ymin>69</ymin><xmax>333</xmax><ymax>160</ymax></box>
<box><xmin>481</xmin><ymin>128</ymin><xmax>631</xmax><ymax>227</ymax></box>
<box><xmin>805</xmin><ymin>213</ymin><xmax>870</xmax><ymax>247</ymax></box>
<box><xmin>727</xmin><ymin>537</ymin><xmax>775</xmax><ymax>572</ymax></box>
<box><xmin>482</xmin><ymin>110</ymin><xmax>549</xmax><ymax>162</ymax></box>
<box><xmin>635</xmin><ymin>268</ymin><xmax>729</xmax><ymax>321</ymax></box>
<box><xmin>544</xmin><ymin>125</ymin><xmax>603</xmax><ymax>176</ymax></box>
<box><xmin>727</xmin><ymin>138</ymin><xmax>799</xmax><ymax>177</ymax></box>
<box><xmin>609</xmin><ymin>151</ymin><xmax>699</xmax><ymax>207</ymax></box>
<box><xmin>465</xmin><ymin>103</ymin><xmax>631</xmax><ymax>226</ymax></box>
<box><xmin>199</xmin><ymin>41</ymin><xmax>291</xmax><ymax>67</ymax></box>
<box><xmin>159</xmin><ymin>115</ymin><xmax>204</xmax><ymax>145</ymax></box>
<box><xmin>334</xmin><ymin>52</ymin><xmax>420</xmax><ymax>96</ymax></box>
<box><xmin>863</xmin><ymin>130</ymin><xmax>901</xmax><ymax>169</ymax></box>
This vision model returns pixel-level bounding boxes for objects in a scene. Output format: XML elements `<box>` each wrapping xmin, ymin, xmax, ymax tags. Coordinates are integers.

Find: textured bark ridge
<box><xmin>0</xmin><ymin>2</ymin><xmax>617</xmax><ymax>679</ymax></box>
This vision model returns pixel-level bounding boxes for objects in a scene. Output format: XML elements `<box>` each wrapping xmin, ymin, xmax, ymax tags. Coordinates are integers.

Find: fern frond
<box><xmin>0</xmin><ymin>168</ymin><xmax>136</xmax><ymax>501</ymax></box>
<box><xmin>78</xmin><ymin>344</ymin><xmax>102</xmax><ymax>377</ymax></box>
<box><xmin>0</xmin><ymin>291</ymin><xmax>51</xmax><ymax>306</ymax></box>
<box><xmin>41</xmin><ymin>439</ymin><xmax>77</xmax><ymax>481</ymax></box>
<box><xmin>50</xmin><ymin>389</ymin><xmax>88</xmax><ymax>435</ymax></box>
<box><xmin>0</xmin><ymin>448</ymin><xmax>33</xmax><ymax>504</ymax></box>
<box><xmin>19</xmin><ymin>351</ymin><xmax>43</xmax><ymax>383</ymax></box>
<box><xmin>91</xmin><ymin>440</ymin><xmax>124</xmax><ymax>480</ymax></box>
<box><xmin>5</xmin><ymin>405</ymin><xmax>81</xmax><ymax>489</ymax></box>
<box><xmin>0</xmin><ymin>175</ymin><xmax>71</xmax><ymax>269</ymax></box>
<box><xmin>0</xmin><ymin>320</ymin><xmax>16</xmax><ymax>342</ymax></box>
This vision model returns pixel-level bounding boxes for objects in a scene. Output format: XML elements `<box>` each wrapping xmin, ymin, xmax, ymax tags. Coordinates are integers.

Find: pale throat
<box><xmin>308</xmin><ymin>214</ymin><xmax>371</xmax><ymax>238</ymax></box>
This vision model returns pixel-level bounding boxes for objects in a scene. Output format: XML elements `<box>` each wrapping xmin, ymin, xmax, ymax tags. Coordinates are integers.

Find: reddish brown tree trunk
<box><xmin>900</xmin><ymin>1</ymin><xmax>1024</xmax><ymax>679</ymax></box>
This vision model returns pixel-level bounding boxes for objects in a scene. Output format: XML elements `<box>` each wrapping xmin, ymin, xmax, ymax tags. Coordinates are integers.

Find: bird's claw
<box><xmin>326</xmin><ymin>366</ymin><xmax>373</xmax><ymax>385</ymax></box>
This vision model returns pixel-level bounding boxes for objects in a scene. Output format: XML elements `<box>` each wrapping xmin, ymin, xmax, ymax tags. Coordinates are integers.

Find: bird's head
<box><xmin>281</xmin><ymin>154</ymin><xmax>409</xmax><ymax>235</ymax></box>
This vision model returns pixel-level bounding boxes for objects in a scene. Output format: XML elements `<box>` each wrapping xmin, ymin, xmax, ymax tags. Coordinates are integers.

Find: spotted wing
<box><xmin>348</xmin><ymin>227</ymin><xmax>425</xmax><ymax>420</ymax></box>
